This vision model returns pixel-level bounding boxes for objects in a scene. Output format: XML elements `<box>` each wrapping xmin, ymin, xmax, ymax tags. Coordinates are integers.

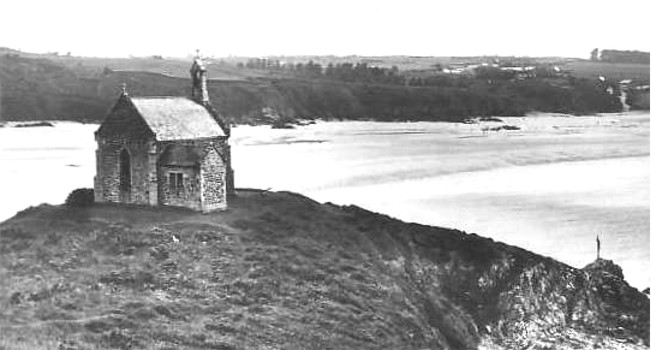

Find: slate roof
<box><xmin>130</xmin><ymin>97</ymin><xmax>226</xmax><ymax>141</ymax></box>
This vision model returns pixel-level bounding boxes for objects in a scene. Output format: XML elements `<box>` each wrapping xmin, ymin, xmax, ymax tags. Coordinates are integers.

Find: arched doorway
<box><xmin>119</xmin><ymin>148</ymin><xmax>131</xmax><ymax>202</ymax></box>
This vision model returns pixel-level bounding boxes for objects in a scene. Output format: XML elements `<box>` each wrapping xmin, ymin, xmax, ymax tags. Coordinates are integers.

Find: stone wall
<box><xmin>158</xmin><ymin>165</ymin><xmax>202</xmax><ymax>210</ymax></box>
<box><xmin>157</xmin><ymin>138</ymin><xmax>229</xmax><ymax>212</ymax></box>
<box><xmin>211</xmin><ymin>138</ymin><xmax>234</xmax><ymax>199</ymax></box>
<box><xmin>222</xmin><ymin>143</ymin><xmax>235</xmax><ymax>197</ymax></box>
<box><xmin>94</xmin><ymin>134</ymin><xmax>154</xmax><ymax>205</ymax></box>
<box><xmin>201</xmin><ymin>147</ymin><xmax>227</xmax><ymax>211</ymax></box>
<box><xmin>94</xmin><ymin>96</ymin><xmax>156</xmax><ymax>205</ymax></box>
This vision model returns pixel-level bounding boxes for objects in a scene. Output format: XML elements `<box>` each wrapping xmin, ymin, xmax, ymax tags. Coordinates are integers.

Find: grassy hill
<box><xmin>1</xmin><ymin>190</ymin><xmax>648</xmax><ymax>349</ymax></box>
<box><xmin>1</xmin><ymin>49</ymin><xmax>641</xmax><ymax>124</ymax></box>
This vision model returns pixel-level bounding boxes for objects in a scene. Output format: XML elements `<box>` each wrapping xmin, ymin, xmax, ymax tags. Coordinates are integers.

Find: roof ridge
<box><xmin>131</xmin><ymin>96</ymin><xmax>192</xmax><ymax>99</ymax></box>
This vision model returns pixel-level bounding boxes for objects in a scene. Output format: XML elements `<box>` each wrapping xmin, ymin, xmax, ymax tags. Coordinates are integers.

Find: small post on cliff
<box><xmin>596</xmin><ymin>234</ymin><xmax>601</xmax><ymax>260</ymax></box>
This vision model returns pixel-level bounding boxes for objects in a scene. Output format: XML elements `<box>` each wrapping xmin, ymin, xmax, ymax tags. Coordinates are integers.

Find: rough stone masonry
<box><xmin>94</xmin><ymin>56</ymin><xmax>233</xmax><ymax>212</ymax></box>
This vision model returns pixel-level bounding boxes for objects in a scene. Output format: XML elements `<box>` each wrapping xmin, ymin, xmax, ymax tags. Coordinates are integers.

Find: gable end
<box><xmin>96</xmin><ymin>95</ymin><xmax>155</xmax><ymax>140</ymax></box>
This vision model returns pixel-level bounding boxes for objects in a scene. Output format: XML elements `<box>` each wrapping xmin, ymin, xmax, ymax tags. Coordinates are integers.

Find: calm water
<box><xmin>0</xmin><ymin>113</ymin><xmax>648</xmax><ymax>289</ymax></box>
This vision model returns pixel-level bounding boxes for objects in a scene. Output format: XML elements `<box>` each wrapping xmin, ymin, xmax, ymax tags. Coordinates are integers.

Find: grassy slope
<box><xmin>566</xmin><ymin>60</ymin><xmax>649</xmax><ymax>82</ymax></box>
<box><xmin>0</xmin><ymin>190</ymin><xmax>648</xmax><ymax>350</ymax></box>
<box><xmin>2</xmin><ymin>51</ymin><xmax>643</xmax><ymax>123</ymax></box>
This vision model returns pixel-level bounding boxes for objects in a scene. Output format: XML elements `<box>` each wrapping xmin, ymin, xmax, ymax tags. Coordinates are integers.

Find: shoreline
<box><xmin>1</xmin><ymin>113</ymin><xmax>648</xmax><ymax>289</ymax></box>
<box><xmin>1</xmin><ymin>109</ymin><xmax>650</xmax><ymax>128</ymax></box>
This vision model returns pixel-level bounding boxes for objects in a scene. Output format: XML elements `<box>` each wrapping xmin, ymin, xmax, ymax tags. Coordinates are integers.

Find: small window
<box><xmin>169</xmin><ymin>172</ymin><xmax>184</xmax><ymax>194</ymax></box>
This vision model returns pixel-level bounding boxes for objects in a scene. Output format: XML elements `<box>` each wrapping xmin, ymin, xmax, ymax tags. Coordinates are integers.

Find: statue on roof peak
<box><xmin>190</xmin><ymin>50</ymin><xmax>209</xmax><ymax>103</ymax></box>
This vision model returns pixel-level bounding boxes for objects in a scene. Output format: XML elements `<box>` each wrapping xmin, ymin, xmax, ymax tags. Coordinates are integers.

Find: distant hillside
<box><xmin>0</xmin><ymin>190</ymin><xmax>648</xmax><ymax>349</ymax></box>
<box><xmin>0</xmin><ymin>49</ymin><xmax>642</xmax><ymax>123</ymax></box>
<box><xmin>599</xmin><ymin>50</ymin><xmax>650</xmax><ymax>65</ymax></box>
<box><xmin>0</xmin><ymin>47</ymin><xmax>571</xmax><ymax>77</ymax></box>
<box><xmin>567</xmin><ymin>60</ymin><xmax>649</xmax><ymax>81</ymax></box>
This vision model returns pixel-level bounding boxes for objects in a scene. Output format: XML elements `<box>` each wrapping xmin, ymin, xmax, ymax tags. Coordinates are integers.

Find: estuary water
<box><xmin>0</xmin><ymin>113</ymin><xmax>648</xmax><ymax>289</ymax></box>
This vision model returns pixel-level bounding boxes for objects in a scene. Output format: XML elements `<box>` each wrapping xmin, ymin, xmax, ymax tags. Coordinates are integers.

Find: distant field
<box><xmin>566</xmin><ymin>60</ymin><xmax>649</xmax><ymax>82</ymax></box>
<box><xmin>6</xmin><ymin>48</ymin><xmax>571</xmax><ymax>79</ymax></box>
<box><xmin>51</xmin><ymin>56</ymin><xmax>267</xmax><ymax>81</ymax></box>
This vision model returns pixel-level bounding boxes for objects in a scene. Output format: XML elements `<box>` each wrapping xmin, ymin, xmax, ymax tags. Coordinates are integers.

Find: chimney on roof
<box><xmin>190</xmin><ymin>50</ymin><xmax>209</xmax><ymax>104</ymax></box>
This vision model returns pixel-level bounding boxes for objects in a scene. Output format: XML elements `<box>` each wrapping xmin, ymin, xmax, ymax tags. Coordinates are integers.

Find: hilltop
<box><xmin>1</xmin><ymin>189</ymin><xmax>648</xmax><ymax>349</ymax></box>
<box><xmin>1</xmin><ymin>48</ymin><xmax>648</xmax><ymax>124</ymax></box>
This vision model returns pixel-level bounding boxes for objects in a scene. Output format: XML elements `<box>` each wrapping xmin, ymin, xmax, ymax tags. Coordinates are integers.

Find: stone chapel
<box><xmin>94</xmin><ymin>56</ymin><xmax>233</xmax><ymax>212</ymax></box>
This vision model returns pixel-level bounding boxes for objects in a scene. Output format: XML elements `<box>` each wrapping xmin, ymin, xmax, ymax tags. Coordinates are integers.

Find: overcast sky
<box><xmin>1</xmin><ymin>0</ymin><xmax>649</xmax><ymax>59</ymax></box>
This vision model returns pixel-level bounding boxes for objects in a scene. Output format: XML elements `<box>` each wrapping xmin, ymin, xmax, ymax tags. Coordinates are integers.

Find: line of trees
<box><xmin>239</xmin><ymin>58</ymin><xmax>571</xmax><ymax>89</ymax></box>
<box><xmin>323</xmin><ymin>62</ymin><xmax>404</xmax><ymax>85</ymax></box>
<box><xmin>591</xmin><ymin>49</ymin><xmax>650</xmax><ymax>64</ymax></box>
<box><xmin>238</xmin><ymin>58</ymin><xmax>405</xmax><ymax>85</ymax></box>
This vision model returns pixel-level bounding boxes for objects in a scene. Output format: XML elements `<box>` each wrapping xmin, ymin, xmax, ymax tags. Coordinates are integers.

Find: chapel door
<box><xmin>119</xmin><ymin>149</ymin><xmax>131</xmax><ymax>202</ymax></box>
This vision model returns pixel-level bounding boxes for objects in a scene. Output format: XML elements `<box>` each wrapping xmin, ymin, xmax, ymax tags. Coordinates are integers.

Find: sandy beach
<box><xmin>0</xmin><ymin>112</ymin><xmax>648</xmax><ymax>289</ymax></box>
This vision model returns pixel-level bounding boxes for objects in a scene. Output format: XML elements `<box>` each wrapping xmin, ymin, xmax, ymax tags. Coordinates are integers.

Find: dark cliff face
<box><xmin>0</xmin><ymin>190</ymin><xmax>648</xmax><ymax>349</ymax></box>
<box><xmin>339</xmin><ymin>204</ymin><xmax>649</xmax><ymax>348</ymax></box>
<box><xmin>575</xmin><ymin>259</ymin><xmax>650</xmax><ymax>341</ymax></box>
